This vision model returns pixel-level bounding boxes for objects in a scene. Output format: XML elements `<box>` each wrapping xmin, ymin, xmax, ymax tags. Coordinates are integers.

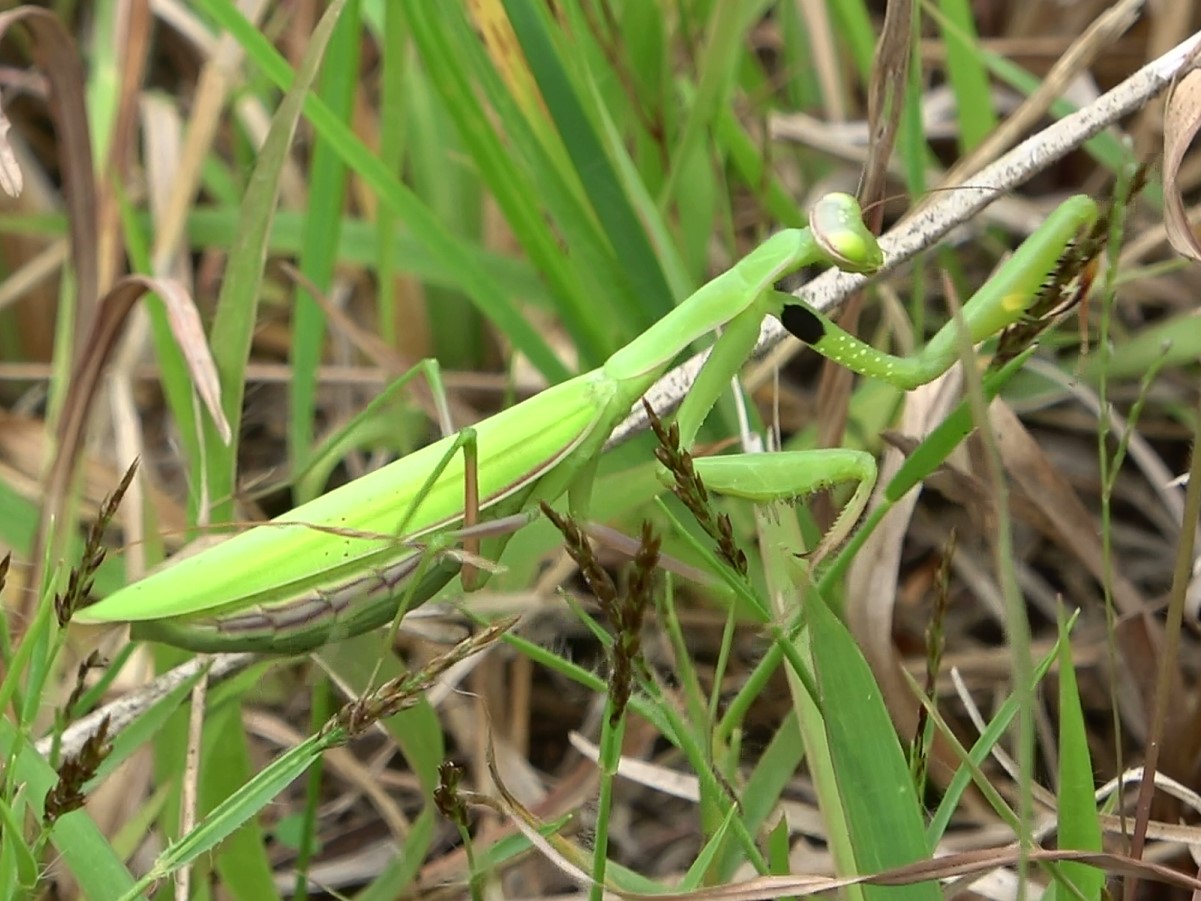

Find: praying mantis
<box><xmin>72</xmin><ymin>192</ymin><xmax>1099</xmax><ymax>654</ymax></box>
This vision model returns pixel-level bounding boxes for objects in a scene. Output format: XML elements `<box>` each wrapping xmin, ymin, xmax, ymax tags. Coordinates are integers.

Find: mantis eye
<box><xmin>809</xmin><ymin>192</ymin><xmax>884</xmax><ymax>275</ymax></box>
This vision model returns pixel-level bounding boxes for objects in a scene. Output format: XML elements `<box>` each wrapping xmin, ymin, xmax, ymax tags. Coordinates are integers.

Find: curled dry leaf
<box><xmin>0</xmin><ymin>6</ymin><xmax>98</xmax><ymax>322</ymax></box>
<box><xmin>151</xmin><ymin>279</ymin><xmax>230</xmax><ymax>444</ymax></box>
<box><xmin>0</xmin><ymin>106</ymin><xmax>22</xmax><ymax>198</ymax></box>
<box><xmin>33</xmin><ymin>276</ymin><xmax>230</xmax><ymax>626</ymax></box>
<box><xmin>50</xmin><ymin>274</ymin><xmax>230</xmax><ymax>496</ymax></box>
<box><xmin>1163</xmin><ymin>66</ymin><xmax>1201</xmax><ymax>261</ymax></box>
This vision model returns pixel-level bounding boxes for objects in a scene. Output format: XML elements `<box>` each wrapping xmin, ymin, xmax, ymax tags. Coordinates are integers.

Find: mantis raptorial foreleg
<box><xmin>777</xmin><ymin>196</ymin><xmax>1100</xmax><ymax>388</ymax></box>
<box><xmin>73</xmin><ymin>192</ymin><xmax>1099</xmax><ymax>653</ymax></box>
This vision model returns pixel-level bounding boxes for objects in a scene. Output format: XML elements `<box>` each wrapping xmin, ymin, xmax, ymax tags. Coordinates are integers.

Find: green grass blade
<box><xmin>828</xmin><ymin>0</ymin><xmax>879</xmax><ymax>78</ymax></box>
<box><xmin>369</xmin><ymin>2</ymin><xmax>406</xmax><ymax>348</ymax></box>
<box><xmin>130</xmin><ymin>731</ymin><xmax>334</xmax><ymax>896</ymax></box>
<box><xmin>0</xmin><ymin>478</ymin><xmax>126</xmax><ymax>597</ymax></box>
<box><xmin>181</xmin><ymin>207</ymin><xmax>551</xmax><ymax>302</ymax></box>
<box><xmin>506</xmin><ymin>0</ymin><xmax>677</xmax><ymax>327</ymax></box>
<box><xmin>657</xmin><ymin>0</ymin><xmax>771</xmax><ymax>209</ymax></box>
<box><xmin>202</xmin><ymin>0</ymin><xmax>351</xmax><ymax>521</ymax></box>
<box><xmin>290</xmin><ymin>0</ymin><xmax>361</xmax><ymax>483</ymax></box>
<box><xmin>0</xmin><ymin>206</ymin><xmax>484</xmax><ymax>277</ymax></box>
<box><xmin>715</xmin><ymin>708</ymin><xmax>807</xmax><ymax>881</ymax></box>
<box><xmin>400</xmin><ymin>50</ymin><xmax>488</xmax><ymax>370</ymax></box>
<box><xmin>198</xmin><ymin>0</ymin><xmax>569</xmax><ymax>380</ymax></box>
<box><xmin>926</xmin><ymin>636</ymin><xmax>1064</xmax><ymax>844</ymax></box>
<box><xmin>753</xmin><ymin>496</ymin><xmax>862</xmax><ymax>895</ymax></box>
<box><xmin>1046</xmin><ymin>608</ymin><xmax>1105</xmax><ymax>901</ymax></box>
<box><xmin>899</xmin><ymin>14</ymin><xmax>932</xmax><ymax>198</ymax></box>
<box><xmin>805</xmin><ymin>592</ymin><xmax>939</xmax><ymax>900</ymax></box>
<box><xmin>401</xmin><ymin>1</ymin><xmax>617</xmax><ymax>364</ymax></box>
<box><xmin>0</xmin><ymin>787</ymin><xmax>38</xmax><ymax>893</ymax></box>
<box><xmin>352</xmin><ymin>809</ymin><xmax>438</xmax><ymax>898</ymax></box>
<box><xmin>714</xmin><ymin>104</ymin><xmax>807</xmax><ymax>228</ymax></box>
<box><xmin>936</xmin><ymin>0</ymin><xmax>998</xmax><ymax>152</ymax></box>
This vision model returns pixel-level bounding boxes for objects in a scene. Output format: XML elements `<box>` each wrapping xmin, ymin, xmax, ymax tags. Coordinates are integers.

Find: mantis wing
<box><xmin>76</xmin><ymin>372</ymin><xmax>617</xmax><ymax>628</ymax></box>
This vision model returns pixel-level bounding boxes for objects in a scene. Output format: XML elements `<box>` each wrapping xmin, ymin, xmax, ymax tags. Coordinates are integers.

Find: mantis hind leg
<box><xmin>690</xmin><ymin>448</ymin><xmax>877</xmax><ymax>565</ymax></box>
<box><xmin>391</xmin><ymin>424</ymin><xmax>495</xmax><ymax>590</ymax></box>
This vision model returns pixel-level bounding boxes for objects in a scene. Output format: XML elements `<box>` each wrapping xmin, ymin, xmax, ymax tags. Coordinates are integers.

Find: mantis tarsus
<box><xmin>73</xmin><ymin>192</ymin><xmax>1099</xmax><ymax>653</ymax></box>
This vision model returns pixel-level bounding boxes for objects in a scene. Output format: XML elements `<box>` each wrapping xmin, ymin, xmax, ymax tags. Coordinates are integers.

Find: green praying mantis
<box><xmin>72</xmin><ymin>192</ymin><xmax>1099</xmax><ymax>654</ymax></box>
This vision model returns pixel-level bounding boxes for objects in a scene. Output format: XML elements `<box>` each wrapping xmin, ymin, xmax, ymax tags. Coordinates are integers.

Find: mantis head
<box><xmin>809</xmin><ymin>192</ymin><xmax>884</xmax><ymax>275</ymax></box>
